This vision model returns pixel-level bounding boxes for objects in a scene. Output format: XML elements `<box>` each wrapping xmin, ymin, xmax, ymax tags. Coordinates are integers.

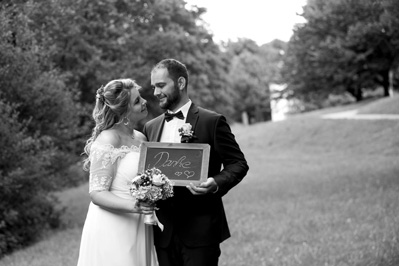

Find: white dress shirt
<box><xmin>160</xmin><ymin>100</ymin><xmax>192</xmax><ymax>143</ymax></box>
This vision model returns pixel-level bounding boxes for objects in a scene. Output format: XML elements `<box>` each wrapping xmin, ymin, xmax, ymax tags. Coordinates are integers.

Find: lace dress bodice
<box><xmin>88</xmin><ymin>143</ymin><xmax>141</xmax><ymax>198</ymax></box>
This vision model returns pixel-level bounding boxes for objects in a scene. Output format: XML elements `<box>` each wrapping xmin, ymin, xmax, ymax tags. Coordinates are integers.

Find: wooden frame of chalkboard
<box><xmin>138</xmin><ymin>142</ymin><xmax>210</xmax><ymax>186</ymax></box>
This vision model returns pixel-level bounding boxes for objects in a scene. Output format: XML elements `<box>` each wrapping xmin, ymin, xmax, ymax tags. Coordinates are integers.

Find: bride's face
<box><xmin>127</xmin><ymin>84</ymin><xmax>147</xmax><ymax>122</ymax></box>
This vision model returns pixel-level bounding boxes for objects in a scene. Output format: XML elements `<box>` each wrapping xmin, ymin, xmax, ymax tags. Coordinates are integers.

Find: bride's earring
<box><xmin>123</xmin><ymin>117</ymin><xmax>130</xmax><ymax>126</ymax></box>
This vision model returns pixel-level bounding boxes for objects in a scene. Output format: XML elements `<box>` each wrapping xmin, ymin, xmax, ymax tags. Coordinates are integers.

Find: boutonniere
<box><xmin>178</xmin><ymin>123</ymin><xmax>196</xmax><ymax>143</ymax></box>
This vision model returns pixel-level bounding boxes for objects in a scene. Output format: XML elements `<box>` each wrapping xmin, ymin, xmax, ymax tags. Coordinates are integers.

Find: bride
<box><xmin>77</xmin><ymin>79</ymin><xmax>158</xmax><ymax>266</ymax></box>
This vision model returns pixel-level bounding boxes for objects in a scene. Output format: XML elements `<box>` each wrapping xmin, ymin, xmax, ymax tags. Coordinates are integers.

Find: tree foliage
<box><xmin>282</xmin><ymin>0</ymin><xmax>399</xmax><ymax>107</ymax></box>
<box><xmin>225</xmin><ymin>39</ymin><xmax>285</xmax><ymax>123</ymax></box>
<box><xmin>0</xmin><ymin>1</ymin><xmax>82</xmax><ymax>256</ymax></box>
<box><xmin>23</xmin><ymin>0</ymin><xmax>232</xmax><ymax>122</ymax></box>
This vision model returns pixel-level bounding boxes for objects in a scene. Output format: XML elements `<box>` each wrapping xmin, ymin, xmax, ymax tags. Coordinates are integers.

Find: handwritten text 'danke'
<box><xmin>151</xmin><ymin>152</ymin><xmax>191</xmax><ymax>169</ymax></box>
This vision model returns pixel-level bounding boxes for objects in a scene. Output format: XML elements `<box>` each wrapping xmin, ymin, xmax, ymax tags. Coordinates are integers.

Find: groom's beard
<box><xmin>160</xmin><ymin>83</ymin><xmax>181</xmax><ymax>111</ymax></box>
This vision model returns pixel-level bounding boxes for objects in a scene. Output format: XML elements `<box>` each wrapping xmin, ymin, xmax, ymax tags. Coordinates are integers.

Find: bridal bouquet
<box><xmin>129</xmin><ymin>168</ymin><xmax>174</xmax><ymax>230</ymax></box>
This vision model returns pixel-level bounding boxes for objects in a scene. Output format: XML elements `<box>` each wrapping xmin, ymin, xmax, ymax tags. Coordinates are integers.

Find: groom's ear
<box><xmin>177</xmin><ymin>77</ymin><xmax>186</xmax><ymax>90</ymax></box>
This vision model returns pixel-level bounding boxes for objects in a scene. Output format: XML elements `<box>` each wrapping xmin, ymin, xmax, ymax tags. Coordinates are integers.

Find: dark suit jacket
<box><xmin>143</xmin><ymin>103</ymin><xmax>249</xmax><ymax>248</ymax></box>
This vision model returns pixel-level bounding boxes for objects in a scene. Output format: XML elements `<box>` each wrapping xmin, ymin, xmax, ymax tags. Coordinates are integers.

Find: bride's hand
<box><xmin>134</xmin><ymin>202</ymin><xmax>155</xmax><ymax>214</ymax></box>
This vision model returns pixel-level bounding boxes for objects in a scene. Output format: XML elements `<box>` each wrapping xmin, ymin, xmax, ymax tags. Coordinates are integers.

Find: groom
<box><xmin>143</xmin><ymin>58</ymin><xmax>249</xmax><ymax>266</ymax></box>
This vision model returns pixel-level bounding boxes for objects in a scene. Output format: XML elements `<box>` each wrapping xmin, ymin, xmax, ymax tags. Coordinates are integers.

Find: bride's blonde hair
<box><xmin>83</xmin><ymin>79</ymin><xmax>136</xmax><ymax>170</ymax></box>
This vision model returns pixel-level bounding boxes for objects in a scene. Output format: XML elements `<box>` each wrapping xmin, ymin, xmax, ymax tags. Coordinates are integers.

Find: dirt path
<box><xmin>321</xmin><ymin>109</ymin><xmax>399</xmax><ymax>120</ymax></box>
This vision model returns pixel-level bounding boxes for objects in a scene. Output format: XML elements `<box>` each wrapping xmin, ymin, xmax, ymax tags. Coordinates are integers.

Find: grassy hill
<box><xmin>223</xmin><ymin>95</ymin><xmax>399</xmax><ymax>265</ymax></box>
<box><xmin>234</xmin><ymin>94</ymin><xmax>399</xmax><ymax>157</ymax></box>
<box><xmin>357</xmin><ymin>94</ymin><xmax>399</xmax><ymax>114</ymax></box>
<box><xmin>1</xmin><ymin>95</ymin><xmax>398</xmax><ymax>266</ymax></box>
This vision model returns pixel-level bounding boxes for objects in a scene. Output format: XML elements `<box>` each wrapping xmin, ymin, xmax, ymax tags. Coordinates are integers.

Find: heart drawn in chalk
<box><xmin>184</xmin><ymin>171</ymin><xmax>195</xmax><ymax>179</ymax></box>
<box><xmin>175</xmin><ymin>172</ymin><xmax>182</xmax><ymax>176</ymax></box>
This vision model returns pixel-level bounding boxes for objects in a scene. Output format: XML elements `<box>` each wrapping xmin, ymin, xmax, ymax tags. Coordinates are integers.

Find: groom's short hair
<box><xmin>152</xmin><ymin>59</ymin><xmax>188</xmax><ymax>89</ymax></box>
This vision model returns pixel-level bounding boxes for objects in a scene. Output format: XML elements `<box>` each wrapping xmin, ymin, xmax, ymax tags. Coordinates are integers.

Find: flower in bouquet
<box><xmin>178</xmin><ymin>123</ymin><xmax>196</xmax><ymax>143</ymax></box>
<box><xmin>129</xmin><ymin>168</ymin><xmax>173</xmax><ymax>230</ymax></box>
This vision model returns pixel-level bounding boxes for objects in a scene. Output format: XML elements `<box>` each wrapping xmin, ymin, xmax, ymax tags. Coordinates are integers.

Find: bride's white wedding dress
<box><xmin>77</xmin><ymin>143</ymin><xmax>158</xmax><ymax>266</ymax></box>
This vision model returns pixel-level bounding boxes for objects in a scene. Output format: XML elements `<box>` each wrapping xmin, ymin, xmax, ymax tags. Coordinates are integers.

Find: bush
<box><xmin>0</xmin><ymin>100</ymin><xmax>58</xmax><ymax>255</ymax></box>
<box><xmin>0</xmin><ymin>5</ymin><xmax>83</xmax><ymax>256</ymax></box>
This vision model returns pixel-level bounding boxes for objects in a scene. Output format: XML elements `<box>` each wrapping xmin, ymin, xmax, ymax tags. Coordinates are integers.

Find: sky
<box><xmin>185</xmin><ymin>0</ymin><xmax>307</xmax><ymax>45</ymax></box>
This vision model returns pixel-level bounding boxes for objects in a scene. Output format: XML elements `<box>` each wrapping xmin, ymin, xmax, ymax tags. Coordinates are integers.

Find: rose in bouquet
<box><xmin>129</xmin><ymin>168</ymin><xmax>173</xmax><ymax>230</ymax></box>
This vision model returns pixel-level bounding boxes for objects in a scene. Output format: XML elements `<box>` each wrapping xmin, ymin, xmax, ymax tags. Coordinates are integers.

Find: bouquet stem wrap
<box><xmin>144</xmin><ymin>210</ymin><xmax>164</xmax><ymax>231</ymax></box>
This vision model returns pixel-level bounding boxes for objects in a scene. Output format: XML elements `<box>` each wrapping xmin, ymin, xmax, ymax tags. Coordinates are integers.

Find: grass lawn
<box><xmin>1</xmin><ymin>96</ymin><xmax>398</xmax><ymax>266</ymax></box>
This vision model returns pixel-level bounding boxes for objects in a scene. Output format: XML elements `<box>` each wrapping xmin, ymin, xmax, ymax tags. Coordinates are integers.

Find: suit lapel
<box><xmin>186</xmin><ymin>103</ymin><xmax>199</xmax><ymax>134</ymax></box>
<box><xmin>152</xmin><ymin>115</ymin><xmax>166</xmax><ymax>142</ymax></box>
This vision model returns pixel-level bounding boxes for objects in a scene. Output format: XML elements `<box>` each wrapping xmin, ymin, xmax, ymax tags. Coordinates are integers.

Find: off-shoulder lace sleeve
<box><xmin>88</xmin><ymin>144</ymin><xmax>124</xmax><ymax>193</ymax></box>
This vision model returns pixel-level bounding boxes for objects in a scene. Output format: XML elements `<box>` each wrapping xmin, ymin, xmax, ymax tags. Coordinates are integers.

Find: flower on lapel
<box><xmin>178</xmin><ymin>123</ymin><xmax>195</xmax><ymax>143</ymax></box>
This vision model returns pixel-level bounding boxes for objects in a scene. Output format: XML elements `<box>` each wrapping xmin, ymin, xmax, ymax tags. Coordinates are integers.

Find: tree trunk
<box><xmin>355</xmin><ymin>87</ymin><xmax>363</xmax><ymax>101</ymax></box>
<box><xmin>382</xmin><ymin>70</ymin><xmax>390</xmax><ymax>97</ymax></box>
<box><xmin>388</xmin><ymin>68</ymin><xmax>394</xmax><ymax>96</ymax></box>
<box><xmin>347</xmin><ymin>86</ymin><xmax>363</xmax><ymax>101</ymax></box>
<box><xmin>241</xmin><ymin>111</ymin><xmax>249</xmax><ymax>125</ymax></box>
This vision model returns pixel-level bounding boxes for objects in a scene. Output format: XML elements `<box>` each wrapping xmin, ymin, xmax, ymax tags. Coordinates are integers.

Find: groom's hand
<box><xmin>186</xmin><ymin>177</ymin><xmax>219</xmax><ymax>195</ymax></box>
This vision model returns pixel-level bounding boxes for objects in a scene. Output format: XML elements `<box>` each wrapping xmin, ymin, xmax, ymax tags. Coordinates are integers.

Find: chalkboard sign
<box><xmin>138</xmin><ymin>142</ymin><xmax>210</xmax><ymax>186</ymax></box>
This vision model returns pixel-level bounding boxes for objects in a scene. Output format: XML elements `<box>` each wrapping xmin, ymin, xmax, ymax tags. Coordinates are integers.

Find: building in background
<box><xmin>270</xmin><ymin>83</ymin><xmax>290</xmax><ymax>122</ymax></box>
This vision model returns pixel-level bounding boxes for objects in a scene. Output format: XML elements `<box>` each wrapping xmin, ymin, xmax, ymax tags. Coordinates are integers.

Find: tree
<box><xmin>0</xmin><ymin>1</ymin><xmax>81</xmax><ymax>255</ymax></box>
<box><xmin>28</xmin><ymin>0</ymin><xmax>233</xmax><ymax>125</ymax></box>
<box><xmin>282</xmin><ymin>0</ymin><xmax>399</xmax><ymax>106</ymax></box>
<box><xmin>225</xmin><ymin>39</ymin><xmax>285</xmax><ymax>123</ymax></box>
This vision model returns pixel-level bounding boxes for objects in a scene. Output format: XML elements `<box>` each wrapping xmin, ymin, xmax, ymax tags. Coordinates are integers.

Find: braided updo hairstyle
<box><xmin>83</xmin><ymin>78</ymin><xmax>136</xmax><ymax>170</ymax></box>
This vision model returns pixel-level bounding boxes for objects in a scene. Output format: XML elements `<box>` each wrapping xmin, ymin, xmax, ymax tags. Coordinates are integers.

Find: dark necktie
<box><xmin>164</xmin><ymin>111</ymin><xmax>184</xmax><ymax>122</ymax></box>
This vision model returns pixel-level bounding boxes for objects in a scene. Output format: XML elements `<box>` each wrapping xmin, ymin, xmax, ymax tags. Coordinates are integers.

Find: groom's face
<box><xmin>151</xmin><ymin>67</ymin><xmax>181</xmax><ymax>111</ymax></box>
